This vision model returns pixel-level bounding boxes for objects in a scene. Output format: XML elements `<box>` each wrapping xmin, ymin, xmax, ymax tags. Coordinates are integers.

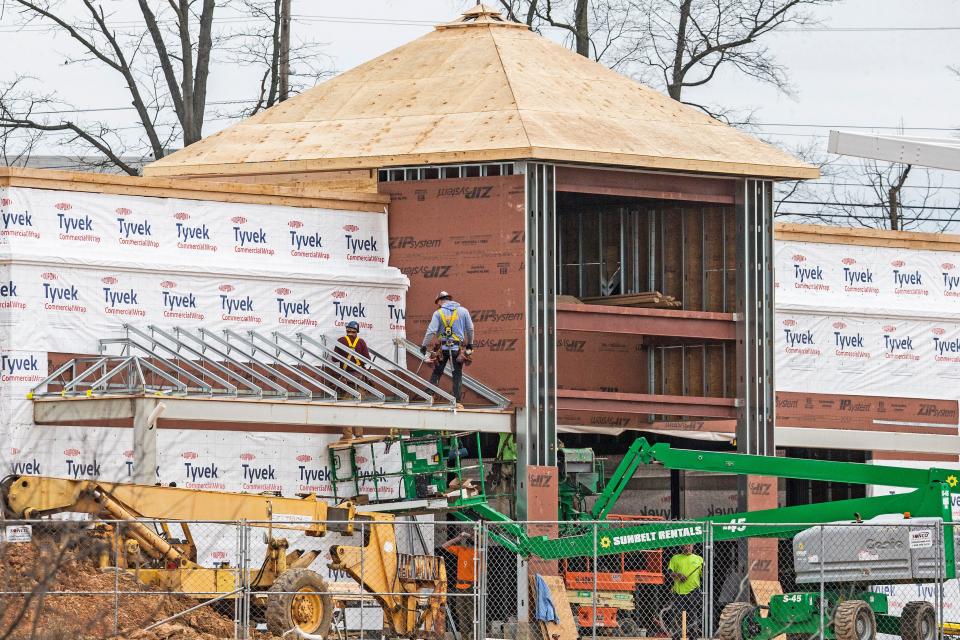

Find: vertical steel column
<box><xmin>518</xmin><ymin>162</ymin><xmax>557</xmax><ymax>480</ymax></box>
<box><xmin>620</xmin><ymin>207</ymin><xmax>630</xmax><ymax>294</ymax></box>
<box><xmin>578</xmin><ymin>212</ymin><xmax>585</xmax><ymax>297</ymax></box>
<box><xmin>132</xmin><ymin>399</ymin><xmax>159</xmax><ymax>485</ymax></box>
<box><xmin>647</xmin><ymin>210</ymin><xmax>657</xmax><ymax>399</ymax></box>
<box><xmin>735</xmin><ymin>179</ymin><xmax>775</xmax><ymax>456</ymax></box>
<box><xmin>598</xmin><ymin>210</ymin><xmax>605</xmax><ymax>294</ymax></box>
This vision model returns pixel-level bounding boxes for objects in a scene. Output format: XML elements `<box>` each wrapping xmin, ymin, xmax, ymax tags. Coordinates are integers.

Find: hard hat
<box><xmin>435</xmin><ymin>290</ymin><xmax>452</xmax><ymax>303</ymax></box>
<box><xmin>345</xmin><ymin>321</ymin><xmax>360</xmax><ymax>331</ymax></box>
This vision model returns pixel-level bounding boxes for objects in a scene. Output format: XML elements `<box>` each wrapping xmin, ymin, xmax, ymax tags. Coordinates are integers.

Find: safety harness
<box><xmin>342</xmin><ymin>334</ymin><xmax>362</xmax><ymax>368</ymax></box>
<box><xmin>439</xmin><ymin>308</ymin><xmax>461</xmax><ymax>349</ymax></box>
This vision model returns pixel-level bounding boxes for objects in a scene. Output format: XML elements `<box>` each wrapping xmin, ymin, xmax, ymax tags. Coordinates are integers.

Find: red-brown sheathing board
<box><xmin>381</xmin><ymin>176</ymin><xmax>527</xmax><ymax>404</ymax></box>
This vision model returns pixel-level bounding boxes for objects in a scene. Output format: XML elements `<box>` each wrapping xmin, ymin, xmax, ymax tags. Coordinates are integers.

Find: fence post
<box><xmin>471</xmin><ymin>521</ymin><xmax>479</xmax><ymax>640</ymax></box>
<box><xmin>705</xmin><ymin>522</ymin><xmax>714</xmax><ymax>639</ymax></box>
<box><xmin>592</xmin><ymin>521</ymin><xmax>598</xmax><ymax>640</ymax></box>
<box><xmin>360</xmin><ymin>519</ymin><xmax>366</xmax><ymax>640</ymax></box>
<box><xmin>113</xmin><ymin>522</ymin><xmax>120</xmax><ymax>637</ymax></box>
<box><xmin>939</xmin><ymin>521</ymin><xmax>945</xmax><ymax>640</ymax></box>
<box><xmin>234</xmin><ymin>521</ymin><xmax>246</xmax><ymax>640</ymax></box>
<box><xmin>479</xmin><ymin>522</ymin><xmax>488</xmax><ymax>640</ymax></box>
<box><xmin>233</xmin><ymin>521</ymin><xmax>241</xmax><ymax>638</ymax></box>
<box><xmin>517</xmin><ymin>530</ymin><xmax>528</xmax><ymax>639</ymax></box>
<box><xmin>819</xmin><ymin>524</ymin><xmax>825</xmax><ymax>640</ymax></box>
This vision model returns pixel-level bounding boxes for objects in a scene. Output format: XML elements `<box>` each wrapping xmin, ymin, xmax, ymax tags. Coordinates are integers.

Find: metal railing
<box><xmin>28</xmin><ymin>326</ymin><xmax>511</xmax><ymax>411</ymax></box>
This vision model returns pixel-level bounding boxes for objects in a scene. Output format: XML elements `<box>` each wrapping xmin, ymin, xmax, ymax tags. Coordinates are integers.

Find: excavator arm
<box><xmin>3</xmin><ymin>475</ymin><xmax>355</xmax><ymax>534</ymax></box>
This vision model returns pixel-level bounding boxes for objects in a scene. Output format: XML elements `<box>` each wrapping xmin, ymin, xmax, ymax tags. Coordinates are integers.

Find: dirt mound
<box><xmin>119</xmin><ymin>623</ymin><xmax>226</xmax><ymax>640</ymax></box>
<box><xmin>0</xmin><ymin>529</ymin><xmax>254</xmax><ymax>640</ymax></box>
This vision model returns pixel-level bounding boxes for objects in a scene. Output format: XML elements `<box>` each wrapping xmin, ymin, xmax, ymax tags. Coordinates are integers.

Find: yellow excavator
<box><xmin>1</xmin><ymin>475</ymin><xmax>447</xmax><ymax>638</ymax></box>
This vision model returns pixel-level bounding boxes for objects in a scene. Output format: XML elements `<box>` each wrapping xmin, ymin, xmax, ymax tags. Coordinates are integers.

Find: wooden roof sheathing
<box><xmin>145</xmin><ymin>5</ymin><xmax>817</xmax><ymax>180</ymax></box>
<box><xmin>0</xmin><ymin>167</ymin><xmax>388</xmax><ymax>211</ymax></box>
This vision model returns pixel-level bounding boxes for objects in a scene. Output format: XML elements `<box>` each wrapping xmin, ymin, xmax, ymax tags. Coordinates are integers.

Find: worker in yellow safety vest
<box><xmin>667</xmin><ymin>543</ymin><xmax>704</xmax><ymax>640</ymax></box>
<box><xmin>420</xmin><ymin>291</ymin><xmax>474</xmax><ymax>404</ymax></box>
<box><xmin>334</xmin><ymin>320</ymin><xmax>371</xmax><ymax>438</ymax></box>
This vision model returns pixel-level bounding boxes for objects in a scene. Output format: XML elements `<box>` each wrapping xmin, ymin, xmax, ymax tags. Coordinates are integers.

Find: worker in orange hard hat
<box><xmin>420</xmin><ymin>291</ymin><xmax>474</xmax><ymax>404</ymax></box>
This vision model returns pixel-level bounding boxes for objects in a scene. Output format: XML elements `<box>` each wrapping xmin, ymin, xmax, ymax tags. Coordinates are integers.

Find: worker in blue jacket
<box><xmin>420</xmin><ymin>291</ymin><xmax>474</xmax><ymax>404</ymax></box>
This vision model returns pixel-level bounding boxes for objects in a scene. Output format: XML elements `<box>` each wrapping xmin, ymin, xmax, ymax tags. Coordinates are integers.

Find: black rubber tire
<box><xmin>619</xmin><ymin>617</ymin><xmax>642</xmax><ymax>638</ymax></box>
<box><xmin>265</xmin><ymin>567</ymin><xmax>334</xmax><ymax>637</ymax></box>
<box><xmin>719</xmin><ymin>602</ymin><xmax>761</xmax><ymax>640</ymax></box>
<box><xmin>834</xmin><ymin>600</ymin><xmax>876</xmax><ymax>640</ymax></box>
<box><xmin>0</xmin><ymin>475</ymin><xmax>19</xmax><ymax>518</ymax></box>
<box><xmin>901</xmin><ymin>601</ymin><xmax>936</xmax><ymax>640</ymax></box>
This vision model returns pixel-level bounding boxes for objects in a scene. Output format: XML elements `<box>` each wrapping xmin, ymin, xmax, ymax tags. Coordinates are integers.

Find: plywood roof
<box><xmin>145</xmin><ymin>4</ymin><xmax>817</xmax><ymax>181</ymax></box>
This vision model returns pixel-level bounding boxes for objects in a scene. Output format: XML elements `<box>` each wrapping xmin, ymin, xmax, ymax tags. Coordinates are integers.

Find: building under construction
<box><xmin>139</xmin><ymin>4</ymin><xmax>819</xmax><ymax>521</ymax></box>
<box><xmin>7</xmin><ymin>5</ymin><xmax>960</xmax><ymax>640</ymax></box>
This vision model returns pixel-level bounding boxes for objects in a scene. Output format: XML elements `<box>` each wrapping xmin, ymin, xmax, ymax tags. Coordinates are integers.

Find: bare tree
<box><xmin>823</xmin><ymin>161</ymin><xmax>960</xmax><ymax>232</ymax></box>
<box><xmin>223</xmin><ymin>0</ymin><xmax>333</xmax><ymax>118</ymax></box>
<box><xmin>496</xmin><ymin>0</ymin><xmax>646</xmax><ymax>66</ymax></box>
<box><xmin>0</xmin><ymin>0</ymin><xmax>216</xmax><ymax>171</ymax></box>
<box><xmin>0</xmin><ymin>74</ymin><xmax>146</xmax><ymax>174</ymax></box>
<box><xmin>0</xmin><ymin>80</ymin><xmax>44</xmax><ymax>168</ymax></box>
<box><xmin>773</xmin><ymin>138</ymin><xmax>840</xmax><ymax>216</ymax></box>
<box><xmin>637</xmin><ymin>0</ymin><xmax>832</xmax><ymax>104</ymax></box>
<box><xmin>776</xmin><ymin>151</ymin><xmax>960</xmax><ymax>232</ymax></box>
<box><xmin>0</xmin><ymin>1</ymin><xmax>326</xmax><ymax>174</ymax></box>
<box><xmin>494</xmin><ymin>0</ymin><xmax>835</xmax><ymax>120</ymax></box>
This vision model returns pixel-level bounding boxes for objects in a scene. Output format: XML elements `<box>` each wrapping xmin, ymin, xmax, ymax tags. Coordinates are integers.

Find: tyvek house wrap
<box><xmin>774</xmin><ymin>240</ymin><xmax>960</xmax><ymax>398</ymax></box>
<box><xmin>0</xmin><ymin>185</ymin><xmax>409</xmax><ymax>497</ymax></box>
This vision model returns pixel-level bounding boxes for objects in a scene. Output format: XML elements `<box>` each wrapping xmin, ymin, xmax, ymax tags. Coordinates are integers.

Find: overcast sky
<box><xmin>1</xmin><ymin>0</ymin><xmax>958</xmax><ymax>225</ymax></box>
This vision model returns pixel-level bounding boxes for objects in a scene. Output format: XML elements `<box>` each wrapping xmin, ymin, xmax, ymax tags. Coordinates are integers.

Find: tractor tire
<box><xmin>900</xmin><ymin>601</ymin><xmax>936</xmax><ymax>640</ymax></box>
<box><xmin>719</xmin><ymin>602</ymin><xmax>761</xmax><ymax>640</ymax></box>
<box><xmin>265</xmin><ymin>568</ymin><xmax>334</xmax><ymax>638</ymax></box>
<box><xmin>619</xmin><ymin>617</ymin><xmax>643</xmax><ymax>638</ymax></box>
<box><xmin>834</xmin><ymin>600</ymin><xmax>876</xmax><ymax>640</ymax></box>
<box><xmin>0</xmin><ymin>475</ymin><xmax>18</xmax><ymax>518</ymax></box>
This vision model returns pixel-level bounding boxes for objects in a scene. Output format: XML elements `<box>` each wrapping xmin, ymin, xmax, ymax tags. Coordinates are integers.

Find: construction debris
<box><xmin>580</xmin><ymin>292</ymin><xmax>682</xmax><ymax>309</ymax></box>
<box><xmin>0</xmin><ymin>532</ymin><xmax>244</xmax><ymax>640</ymax></box>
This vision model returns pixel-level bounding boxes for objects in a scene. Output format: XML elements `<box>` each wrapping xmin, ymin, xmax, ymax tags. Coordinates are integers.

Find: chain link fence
<box><xmin>1</xmin><ymin>517</ymin><xmax>957</xmax><ymax>640</ymax></box>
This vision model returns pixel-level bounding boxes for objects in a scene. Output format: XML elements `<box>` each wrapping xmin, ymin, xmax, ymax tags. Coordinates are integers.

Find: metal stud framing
<box><xmin>30</xmin><ymin>324</ymin><xmax>508</xmax><ymax>409</ymax></box>
<box><xmin>735</xmin><ymin>179</ymin><xmax>775</xmax><ymax>456</ymax></box>
<box><xmin>519</xmin><ymin>162</ymin><xmax>558</xmax><ymax>476</ymax></box>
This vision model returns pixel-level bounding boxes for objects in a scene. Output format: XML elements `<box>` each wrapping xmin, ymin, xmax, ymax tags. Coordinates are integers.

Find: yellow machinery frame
<box><xmin>3</xmin><ymin>476</ymin><xmax>446</xmax><ymax>638</ymax></box>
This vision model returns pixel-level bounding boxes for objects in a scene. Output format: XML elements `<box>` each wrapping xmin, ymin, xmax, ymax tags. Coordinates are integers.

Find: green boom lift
<box><xmin>327</xmin><ymin>433</ymin><xmax>958</xmax><ymax>640</ymax></box>
<box><xmin>458</xmin><ymin>437</ymin><xmax>959</xmax><ymax>640</ymax></box>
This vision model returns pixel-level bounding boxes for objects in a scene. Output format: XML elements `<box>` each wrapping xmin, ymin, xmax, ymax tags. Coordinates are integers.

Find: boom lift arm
<box><xmin>464</xmin><ymin>439</ymin><xmax>959</xmax><ymax>570</ymax></box>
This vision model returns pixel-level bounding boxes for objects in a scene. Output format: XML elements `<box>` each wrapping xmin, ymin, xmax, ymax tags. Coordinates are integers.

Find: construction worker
<box><xmin>334</xmin><ymin>320</ymin><xmax>370</xmax><ymax>439</ymax></box>
<box><xmin>441</xmin><ymin>531</ymin><xmax>480</xmax><ymax>639</ymax></box>
<box><xmin>487</xmin><ymin>433</ymin><xmax>517</xmax><ymax>491</ymax></box>
<box><xmin>334</xmin><ymin>320</ymin><xmax>371</xmax><ymax>368</ymax></box>
<box><xmin>667</xmin><ymin>543</ymin><xmax>704</xmax><ymax>640</ymax></box>
<box><xmin>420</xmin><ymin>291</ymin><xmax>474</xmax><ymax>404</ymax></box>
